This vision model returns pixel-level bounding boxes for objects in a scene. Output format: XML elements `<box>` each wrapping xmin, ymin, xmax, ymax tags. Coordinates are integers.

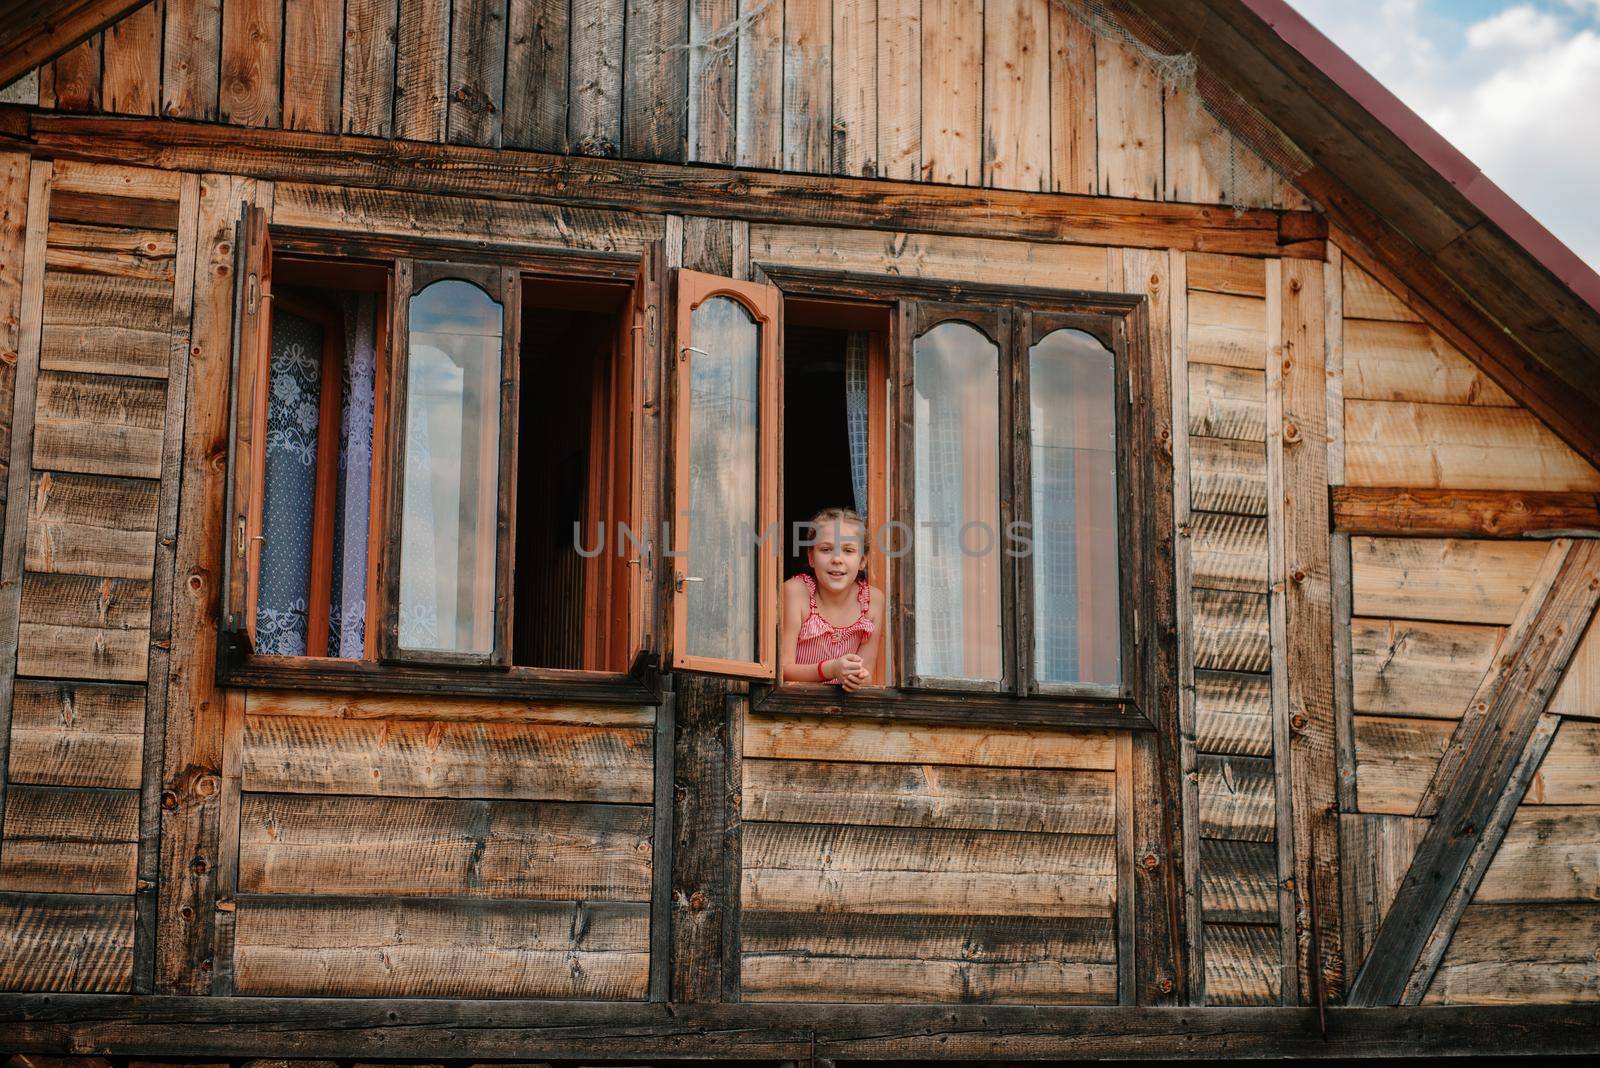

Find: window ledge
<box><xmin>752</xmin><ymin>683</ymin><xmax>1155</xmax><ymax>731</ymax></box>
<box><xmin>219</xmin><ymin>641</ymin><xmax>663</xmax><ymax>706</ymax></box>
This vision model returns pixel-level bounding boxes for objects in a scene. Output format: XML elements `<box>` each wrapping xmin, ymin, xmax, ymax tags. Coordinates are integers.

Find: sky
<box><xmin>1290</xmin><ymin>0</ymin><xmax>1600</xmax><ymax>271</ymax></box>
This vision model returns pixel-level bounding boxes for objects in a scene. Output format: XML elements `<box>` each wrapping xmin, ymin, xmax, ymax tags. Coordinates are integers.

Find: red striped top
<box><xmin>794</xmin><ymin>572</ymin><xmax>874</xmax><ymax>666</ymax></box>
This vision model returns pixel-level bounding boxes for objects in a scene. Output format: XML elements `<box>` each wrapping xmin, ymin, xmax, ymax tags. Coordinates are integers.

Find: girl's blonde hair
<box><xmin>808</xmin><ymin>506</ymin><xmax>869</xmax><ymax>577</ymax></box>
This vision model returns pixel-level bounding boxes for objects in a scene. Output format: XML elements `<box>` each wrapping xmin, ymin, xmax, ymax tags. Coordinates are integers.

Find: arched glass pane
<box><xmin>685</xmin><ymin>295</ymin><xmax>761</xmax><ymax>662</ymax></box>
<box><xmin>399</xmin><ymin>279</ymin><xmax>503</xmax><ymax>655</ymax></box>
<box><xmin>912</xmin><ymin>320</ymin><xmax>1002</xmax><ymax>682</ymax></box>
<box><xmin>1030</xmin><ymin>328</ymin><xmax>1119</xmax><ymax>686</ymax></box>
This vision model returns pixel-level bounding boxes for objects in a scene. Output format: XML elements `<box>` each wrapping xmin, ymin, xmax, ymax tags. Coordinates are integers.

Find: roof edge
<box><xmin>1238</xmin><ymin>0</ymin><xmax>1600</xmax><ymax>317</ymax></box>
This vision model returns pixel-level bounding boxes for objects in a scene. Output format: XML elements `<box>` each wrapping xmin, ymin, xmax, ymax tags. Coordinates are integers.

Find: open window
<box><xmin>666</xmin><ymin>270</ymin><xmax>782</xmax><ymax>678</ymax></box>
<box><xmin>222</xmin><ymin>213</ymin><xmax>662</xmax><ymax>693</ymax></box>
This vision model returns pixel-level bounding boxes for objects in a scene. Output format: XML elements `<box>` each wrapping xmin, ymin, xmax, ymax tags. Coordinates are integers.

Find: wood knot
<box><xmin>689</xmin><ymin>890</ymin><xmax>708</xmax><ymax>911</ymax></box>
<box><xmin>1291</xmin><ymin>568</ymin><xmax>1306</xmax><ymax>584</ymax></box>
<box><xmin>1158</xmin><ymin>978</ymin><xmax>1174</xmax><ymax>994</ymax></box>
<box><xmin>1140</xmin><ymin>852</ymin><xmax>1160</xmax><ymax>871</ymax></box>
<box><xmin>195</xmin><ymin>774</ymin><xmax>219</xmax><ymax>798</ymax></box>
<box><xmin>161</xmin><ymin>790</ymin><xmax>178</xmax><ymax>810</ymax></box>
<box><xmin>1283</xmin><ymin>422</ymin><xmax>1301</xmax><ymax>443</ymax></box>
<box><xmin>189</xmin><ymin>854</ymin><xmax>208</xmax><ymax>876</ymax></box>
<box><xmin>1292</xmin><ymin>713</ymin><xmax>1308</xmax><ymax>730</ymax></box>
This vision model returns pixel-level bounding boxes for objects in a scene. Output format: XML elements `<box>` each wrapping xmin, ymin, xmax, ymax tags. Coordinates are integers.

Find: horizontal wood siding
<box><xmin>741</xmin><ymin>713</ymin><xmax>1117</xmax><ymax>1003</ymax></box>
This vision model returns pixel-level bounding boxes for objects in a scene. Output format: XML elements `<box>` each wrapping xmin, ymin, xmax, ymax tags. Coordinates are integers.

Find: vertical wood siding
<box><xmin>26</xmin><ymin>0</ymin><xmax>1304</xmax><ymax>209</ymax></box>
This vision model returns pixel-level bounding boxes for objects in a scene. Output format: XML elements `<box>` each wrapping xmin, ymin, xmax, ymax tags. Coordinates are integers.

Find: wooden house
<box><xmin>0</xmin><ymin>0</ymin><xmax>1598</xmax><ymax>1060</ymax></box>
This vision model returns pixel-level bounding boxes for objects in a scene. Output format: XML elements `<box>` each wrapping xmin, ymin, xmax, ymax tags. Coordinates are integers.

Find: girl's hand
<box><xmin>836</xmin><ymin>654</ymin><xmax>868</xmax><ymax>692</ymax></box>
<box><xmin>840</xmin><ymin>664</ymin><xmax>871</xmax><ymax>693</ymax></box>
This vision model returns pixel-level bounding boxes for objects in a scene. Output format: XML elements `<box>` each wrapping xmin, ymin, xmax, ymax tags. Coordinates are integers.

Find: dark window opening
<box><xmin>514</xmin><ymin>276</ymin><xmax>633</xmax><ymax>671</ymax></box>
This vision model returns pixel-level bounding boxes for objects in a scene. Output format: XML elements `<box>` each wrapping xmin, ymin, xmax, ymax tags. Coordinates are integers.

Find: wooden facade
<box><xmin>1</xmin><ymin>0</ymin><xmax>1599</xmax><ymax>1060</ymax></box>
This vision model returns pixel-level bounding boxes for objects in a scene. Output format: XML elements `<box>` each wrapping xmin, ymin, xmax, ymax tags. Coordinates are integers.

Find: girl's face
<box><xmin>809</xmin><ymin>519</ymin><xmax>866</xmax><ymax>594</ymax></box>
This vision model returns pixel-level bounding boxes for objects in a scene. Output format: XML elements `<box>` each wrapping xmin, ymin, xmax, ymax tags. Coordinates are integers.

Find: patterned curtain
<box><xmin>256</xmin><ymin>309</ymin><xmax>323</xmax><ymax>656</ymax></box>
<box><xmin>844</xmin><ymin>330</ymin><xmax>870</xmax><ymax>518</ymax></box>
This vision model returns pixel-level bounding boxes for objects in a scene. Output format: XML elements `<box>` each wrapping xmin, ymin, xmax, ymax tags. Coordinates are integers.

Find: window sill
<box><xmin>218</xmin><ymin>639</ymin><xmax>663</xmax><ymax>706</ymax></box>
<box><xmin>752</xmin><ymin>683</ymin><xmax>1155</xmax><ymax>731</ymax></box>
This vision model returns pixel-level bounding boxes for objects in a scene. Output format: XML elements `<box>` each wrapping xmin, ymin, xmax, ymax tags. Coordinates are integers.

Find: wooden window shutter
<box><xmin>667</xmin><ymin>269</ymin><xmax>782</xmax><ymax>679</ymax></box>
<box><xmin>222</xmin><ymin>202</ymin><xmax>273</xmax><ymax>647</ymax></box>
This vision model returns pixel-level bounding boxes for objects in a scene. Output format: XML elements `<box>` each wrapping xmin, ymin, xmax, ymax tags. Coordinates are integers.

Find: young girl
<box><xmin>780</xmin><ymin>507</ymin><xmax>885</xmax><ymax>692</ymax></box>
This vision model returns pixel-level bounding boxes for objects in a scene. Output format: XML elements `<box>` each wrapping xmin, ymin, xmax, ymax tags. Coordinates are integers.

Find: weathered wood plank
<box><xmin>47</xmin><ymin>189</ymin><xmax>181</xmax><ymax>232</ymax></box>
<box><xmin>0</xmin><ymin>893</ymin><xmax>134</xmax><ymax>992</ymax></box>
<box><xmin>1203</xmin><ymin>923</ymin><xmax>1279</xmax><ymax>1006</ymax></box>
<box><xmin>1333</xmin><ymin>487</ymin><xmax>1600</xmax><ymax>539</ymax></box>
<box><xmin>568</xmin><ymin>0</ymin><xmax>623</xmax><ymax>156</ymax></box>
<box><xmin>621</xmin><ymin>0</ymin><xmax>687</xmax><ymax>161</ymax></box>
<box><xmin>394</xmin><ymin>0</ymin><xmax>451</xmax><ymax>142</ymax></box>
<box><xmin>25</xmin><ymin>471</ymin><xmax>159</xmax><ymax>579</ymax></box>
<box><xmin>1423</xmin><ymin>902</ymin><xmax>1600</xmax><ymax>1005</ymax></box>
<box><xmin>669</xmin><ymin>674</ymin><xmax>728</xmax><ymax>1003</ymax></box>
<box><xmin>219</xmin><ymin>0</ymin><xmax>282</xmax><ymax>127</ymax></box>
<box><xmin>1344</xmin><ymin>319</ymin><xmax>1513</xmax><ymax>407</ymax></box>
<box><xmin>0</xmin><ymin>152</ymin><xmax>29</xmax><ymax>510</ymax></box>
<box><xmin>1189</xmin><ymin>253</ymin><xmax>1267</xmax><ymax>298</ymax></box>
<box><xmin>1190</xmin><ymin>511</ymin><xmax>1268</xmax><ymax>594</ymax></box>
<box><xmin>240</xmin><ymin>715</ymin><xmax>653</xmax><ymax>802</ymax></box>
<box><xmin>684</xmin><ymin>0</ymin><xmax>735</xmax><ymax>165</ymax></box>
<box><xmin>741</xmin><ymin>822</ymin><xmax>1116</xmax><ymax>918</ymax></box>
<box><xmin>237</xmin><ymin>794</ymin><xmax>653</xmax><ymax>899</ymax></box>
<box><xmin>1343</xmin><ymin>260</ymin><xmax>1420</xmax><ymax>323</ymax></box>
<box><xmin>750</xmin><ymin>224</ymin><xmax>1108</xmax><ymax>290</ymax></box>
<box><xmin>45</xmin><ymin>35</ymin><xmax>102</xmax><ymax>112</ymax></box>
<box><xmin>1163</xmin><ymin>86</ymin><xmax>1230</xmax><ymax>206</ymax></box>
<box><xmin>1350</xmin><ymin>536</ymin><xmax>1548</xmax><ymax>626</ymax></box>
<box><xmin>234</xmin><ymin>897</ymin><xmax>649</xmax><ymax>999</ymax></box>
<box><xmin>1339</xmin><ymin>812</ymin><xmax>1427</xmax><ymax>975</ymax></box>
<box><xmin>162</xmin><ymin>0</ymin><xmax>223</xmax><ymax>120</ymax></box>
<box><xmin>1188</xmin><ymin>290</ymin><xmax>1267</xmax><ymax>369</ymax></box>
<box><xmin>1191</xmin><ymin>588</ymin><xmax>1270</xmax><ymax>674</ymax></box>
<box><xmin>446</xmin><ymin>0</ymin><xmax>508</xmax><ymax>147</ymax></box>
<box><xmin>1189</xmin><ymin>362</ymin><xmax>1265</xmax><ymax>442</ymax></box>
<box><xmin>1350</xmin><ymin>617</ymin><xmax>1500</xmax><ymax>719</ymax></box>
<box><xmin>779</xmin><ymin>0</ymin><xmax>830</xmax><ymax>174</ymax></box>
<box><xmin>1200</xmin><ymin>839</ymin><xmax>1276</xmax><ymax>924</ymax></box>
<box><xmin>1346</xmin><ymin>400</ymin><xmax>1600</xmax><ymax>492</ymax></box>
<box><xmin>1476</xmin><ymin>806</ymin><xmax>1600</xmax><ymax>904</ymax></box>
<box><xmin>831</xmin><ymin>0</ymin><xmax>877</xmax><ymax>177</ymax></box>
<box><xmin>1047</xmin><ymin>0</ymin><xmax>1094</xmax><ymax>194</ymax></box>
<box><xmin>271</xmin><ymin>182</ymin><xmax>664</xmax><ymax>253</ymax></box>
<box><xmin>1094</xmin><ymin>36</ymin><xmax>1160</xmax><ymax>199</ymax></box>
<box><xmin>1190</xmin><ymin>435</ymin><xmax>1268</xmax><ymax>516</ymax></box>
<box><xmin>243</xmin><ymin>688</ymin><xmax>654</xmax><ymax>727</ymax></box>
<box><xmin>100</xmin><ymin>1</ymin><xmax>160</xmax><ymax>116</ymax></box>
<box><xmin>7</xmin><ymin>679</ymin><xmax>143</xmax><ymax>790</ymax></box>
<box><xmin>42</xmin><ymin>271</ymin><xmax>173</xmax><ymax>334</ymax></box>
<box><xmin>0</xmin><ymin>785</ymin><xmax>138</xmax><ymax>893</ymax></box>
<box><xmin>16</xmin><ymin>572</ymin><xmax>150</xmax><ymax>681</ymax></box>
<box><xmin>32</xmin><ymin>370</ymin><xmax>165</xmax><ymax>480</ymax></box>
<box><xmin>877</xmin><ymin>0</ymin><xmax>921</xmax><ymax>181</ymax></box>
<box><xmin>1353</xmin><ymin>714</ymin><xmax>1451</xmax><ymax>815</ymax></box>
<box><xmin>46</xmin><ymin>220</ymin><xmax>178</xmax><ymax>280</ymax></box>
<box><xmin>156</xmin><ymin>173</ymin><xmax>254</xmax><ymax>993</ymax></box>
<box><xmin>744</xmin><ymin>713</ymin><xmax>1116</xmax><ymax>770</ymax></box>
<box><xmin>982</xmin><ymin>0</ymin><xmax>1049</xmax><ymax>192</ymax></box>
<box><xmin>1347</xmin><ymin>540</ymin><xmax>1600</xmax><ymax>1005</ymax></box>
<box><xmin>1194</xmin><ymin>669</ymin><xmax>1272</xmax><ymax>758</ymax></box>
<box><xmin>1552</xmin><ymin>619</ymin><xmax>1600</xmax><ymax>720</ymax></box>
<box><xmin>283</xmin><ymin>0</ymin><xmax>343</xmax><ymax>133</ymax></box>
<box><xmin>743</xmin><ymin>910</ymin><xmax>1114</xmax><ymax>1003</ymax></box>
<box><xmin>1197</xmin><ymin>754</ymin><xmax>1275</xmax><ymax>842</ymax></box>
<box><xmin>341</xmin><ymin>0</ymin><xmax>399</xmax><ymax>137</ymax></box>
<box><xmin>920</xmin><ymin>0</ymin><xmax>982</xmax><ymax>185</ymax></box>
<box><xmin>741</xmin><ymin>758</ymin><xmax>1114</xmax><ymax>836</ymax></box>
<box><xmin>29</xmin><ymin>112</ymin><xmax>1322</xmax><ymax>259</ymax></box>
<box><xmin>49</xmin><ymin>159</ymin><xmax>182</xmax><ymax>204</ymax></box>
<box><xmin>503</xmin><ymin>0</ymin><xmax>567</xmax><ymax>151</ymax></box>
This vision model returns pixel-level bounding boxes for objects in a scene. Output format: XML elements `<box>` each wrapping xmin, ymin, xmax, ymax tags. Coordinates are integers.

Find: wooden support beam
<box><xmin>1333</xmin><ymin>487</ymin><xmax>1600</xmax><ymax>539</ymax></box>
<box><xmin>4</xmin><ymin>995</ymin><xmax>1600</xmax><ymax>1059</ymax></box>
<box><xmin>8</xmin><ymin>110</ymin><xmax>1327</xmax><ymax>260</ymax></box>
<box><xmin>0</xmin><ymin>0</ymin><xmax>153</xmax><ymax>90</ymax></box>
<box><xmin>1345</xmin><ymin>538</ymin><xmax>1600</xmax><ymax>1006</ymax></box>
<box><xmin>670</xmin><ymin>673</ymin><xmax>738</xmax><ymax>1002</ymax></box>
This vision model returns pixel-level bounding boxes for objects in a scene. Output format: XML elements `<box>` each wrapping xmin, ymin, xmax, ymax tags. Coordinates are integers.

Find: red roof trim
<box><xmin>1238</xmin><ymin>0</ymin><xmax>1600</xmax><ymax>316</ymax></box>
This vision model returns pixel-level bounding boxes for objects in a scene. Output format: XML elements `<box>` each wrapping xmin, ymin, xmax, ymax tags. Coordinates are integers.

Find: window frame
<box><xmin>217</xmin><ymin>229</ymin><xmax>665</xmax><ymax>704</ymax></box>
<box><xmin>750</xmin><ymin>266</ymin><xmax>1166</xmax><ymax>732</ymax></box>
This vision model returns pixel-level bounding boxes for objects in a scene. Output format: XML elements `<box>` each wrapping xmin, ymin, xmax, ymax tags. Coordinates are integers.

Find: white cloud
<box><xmin>1291</xmin><ymin>0</ymin><xmax>1600</xmax><ymax>271</ymax></box>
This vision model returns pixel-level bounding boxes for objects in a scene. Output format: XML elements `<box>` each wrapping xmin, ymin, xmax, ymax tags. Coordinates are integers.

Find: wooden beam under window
<box><xmin>1332</xmin><ymin>486</ymin><xmax>1600</xmax><ymax>538</ymax></box>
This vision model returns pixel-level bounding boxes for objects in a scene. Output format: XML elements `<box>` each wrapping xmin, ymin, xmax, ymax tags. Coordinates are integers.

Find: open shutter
<box><xmin>668</xmin><ymin>269</ymin><xmax>781</xmax><ymax>679</ymax></box>
<box><xmin>222</xmin><ymin>203</ymin><xmax>273</xmax><ymax>647</ymax></box>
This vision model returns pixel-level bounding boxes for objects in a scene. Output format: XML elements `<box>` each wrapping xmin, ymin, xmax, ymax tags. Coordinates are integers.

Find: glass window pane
<box><xmin>399</xmin><ymin>279</ymin><xmax>503</xmax><ymax>655</ymax></box>
<box><xmin>684</xmin><ymin>295</ymin><xmax>761</xmax><ymax>663</ymax></box>
<box><xmin>1030</xmin><ymin>328</ymin><xmax>1120</xmax><ymax>686</ymax></box>
<box><xmin>912</xmin><ymin>320</ymin><xmax>1002</xmax><ymax>682</ymax></box>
